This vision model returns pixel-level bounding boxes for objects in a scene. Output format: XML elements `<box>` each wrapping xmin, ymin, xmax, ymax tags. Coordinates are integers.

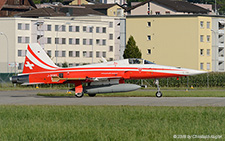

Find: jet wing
<box><xmin>51</xmin><ymin>76</ymin><xmax>122</xmax><ymax>82</ymax></box>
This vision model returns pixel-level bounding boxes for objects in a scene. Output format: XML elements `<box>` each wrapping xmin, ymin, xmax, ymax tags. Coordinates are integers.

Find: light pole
<box><xmin>0</xmin><ymin>32</ymin><xmax>9</xmax><ymax>73</ymax></box>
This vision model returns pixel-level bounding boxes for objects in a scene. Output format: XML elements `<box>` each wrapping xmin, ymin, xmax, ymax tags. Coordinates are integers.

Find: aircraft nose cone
<box><xmin>184</xmin><ymin>69</ymin><xmax>208</xmax><ymax>76</ymax></box>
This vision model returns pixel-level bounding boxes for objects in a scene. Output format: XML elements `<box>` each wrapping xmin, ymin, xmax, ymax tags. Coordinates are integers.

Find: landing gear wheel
<box><xmin>88</xmin><ymin>94</ymin><xmax>96</xmax><ymax>97</ymax></box>
<box><xmin>75</xmin><ymin>92</ymin><xmax>84</xmax><ymax>98</ymax></box>
<box><xmin>156</xmin><ymin>91</ymin><xmax>162</xmax><ymax>98</ymax></box>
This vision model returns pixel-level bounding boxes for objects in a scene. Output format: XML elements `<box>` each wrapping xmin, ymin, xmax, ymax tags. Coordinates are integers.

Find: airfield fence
<box><xmin>0</xmin><ymin>72</ymin><xmax>225</xmax><ymax>88</ymax></box>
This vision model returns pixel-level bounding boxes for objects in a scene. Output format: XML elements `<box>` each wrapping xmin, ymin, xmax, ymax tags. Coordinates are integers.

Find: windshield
<box><xmin>128</xmin><ymin>58</ymin><xmax>155</xmax><ymax>64</ymax></box>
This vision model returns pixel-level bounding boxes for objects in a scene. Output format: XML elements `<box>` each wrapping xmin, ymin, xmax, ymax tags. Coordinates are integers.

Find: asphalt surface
<box><xmin>0</xmin><ymin>89</ymin><xmax>225</xmax><ymax>106</ymax></box>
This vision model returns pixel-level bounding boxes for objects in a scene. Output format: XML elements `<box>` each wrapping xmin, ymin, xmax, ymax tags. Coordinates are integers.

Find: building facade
<box><xmin>0</xmin><ymin>16</ymin><xmax>126</xmax><ymax>73</ymax></box>
<box><xmin>126</xmin><ymin>15</ymin><xmax>225</xmax><ymax>72</ymax></box>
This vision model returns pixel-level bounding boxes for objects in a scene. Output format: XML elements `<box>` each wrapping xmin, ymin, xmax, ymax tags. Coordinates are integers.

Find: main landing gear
<box><xmin>73</xmin><ymin>82</ymin><xmax>97</xmax><ymax>98</ymax></box>
<box><xmin>155</xmin><ymin>79</ymin><xmax>162</xmax><ymax>98</ymax></box>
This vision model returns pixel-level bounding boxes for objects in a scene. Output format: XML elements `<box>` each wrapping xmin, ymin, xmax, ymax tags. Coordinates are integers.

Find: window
<box><xmin>155</xmin><ymin>11</ymin><xmax>160</xmax><ymax>15</ymax></box>
<box><xmin>62</xmin><ymin>38</ymin><xmax>66</xmax><ymax>44</ymax></box>
<box><xmin>47</xmin><ymin>25</ymin><xmax>51</xmax><ymax>31</ymax></box>
<box><xmin>102</xmin><ymin>39</ymin><xmax>106</xmax><ymax>45</ymax></box>
<box><xmin>96</xmin><ymin>27</ymin><xmax>100</xmax><ymax>33</ymax></box>
<box><xmin>18</xmin><ymin>63</ymin><xmax>23</xmax><ymax>70</ymax></box>
<box><xmin>109</xmin><ymin>22</ymin><xmax>113</xmax><ymax>28</ymax></box>
<box><xmin>200</xmin><ymin>35</ymin><xmax>204</xmax><ymax>42</ymax></box>
<box><xmin>69</xmin><ymin>63</ymin><xmax>73</xmax><ymax>67</ymax></box>
<box><xmin>109</xmin><ymin>46</ymin><xmax>113</xmax><ymax>52</ymax></box>
<box><xmin>102</xmin><ymin>52</ymin><xmax>106</xmax><ymax>57</ymax></box>
<box><xmin>83</xmin><ymin>26</ymin><xmax>87</xmax><ymax>32</ymax></box>
<box><xmin>62</xmin><ymin>51</ymin><xmax>66</xmax><ymax>57</ymax></box>
<box><xmin>200</xmin><ymin>49</ymin><xmax>204</xmax><ymax>56</ymax></box>
<box><xmin>62</xmin><ymin>25</ymin><xmax>66</xmax><ymax>31</ymax></box>
<box><xmin>69</xmin><ymin>26</ymin><xmax>72</xmax><ymax>32</ymax></box>
<box><xmin>25</xmin><ymin>37</ymin><xmax>29</xmax><ymax>43</ymax></box>
<box><xmin>18</xmin><ymin>36</ymin><xmax>22</xmax><ymax>43</ymax></box>
<box><xmin>147</xmin><ymin>22</ymin><xmax>151</xmax><ymax>27</ymax></box>
<box><xmin>47</xmin><ymin>50</ymin><xmax>51</xmax><ymax>57</ymax></box>
<box><xmin>89</xmin><ymin>51</ymin><xmax>93</xmax><ymax>58</ymax></box>
<box><xmin>147</xmin><ymin>49</ymin><xmax>151</xmax><ymax>54</ymax></box>
<box><xmin>200</xmin><ymin>21</ymin><xmax>204</xmax><ymax>28</ymax></box>
<box><xmin>102</xmin><ymin>27</ymin><xmax>106</xmax><ymax>33</ymax></box>
<box><xmin>76</xmin><ymin>51</ymin><xmax>80</xmax><ymax>57</ymax></box>
<box><xmin>69</xmin><ymin>38</ymin><xmax>73</xmax><ymax>44</ymax></box>
<box><xmin>147</xmin><ymin>35</ymin><xmax>151</xmax><ymax>40</ymax></box>
<box><xmin>207</xmin><ymin>22</ymin><xmax>210</xmax><ymax>29</ymax></box>
<box><xmin>75</xmin><ymin>39</ymin><xmax>80</xmax><ymax>45</ymax></box>
<box><xmin>55</xmin><ymin>51</ymin><xmax>59</xmax><ymax>57</ymax></box>
<box><xmin>55</xmin><ymin>25</ymin><xmax>59</xmax><ymax>31</ymax></box>
<box><xmin>89</xmin><ymin>27</ymin><xmax>93</xmax><ymax>33</ymax></box>
<box><xmin>55</xmin><ymin>38</ymin><xmax>59</xmax><ymax>44</ymax></box>
<box><xmin>200</xmin><ymin>63</ymin><xmax>204</xmax><ymax>70</ymax></box>
<box><xmin>165</xmin><ymin>11</ymin><xmax>170</xmax><ymax>14</ymax></box>
<box><xmin>76</xmin><ymin>26</ymin><xmax>79</xmax><ymax>32</ymax></box>
<box><xmin>47</xmin><ymin>37</ymin><xmax>51</xmax><ymax>44</ymax></box>
<box><xmin>69</xmin><ymin>51</ymin><xmax>73</xmax><ymax>57</ymax></box>
<box><xmin>207</xmin><ymin>35</ymin><xmax>210</xmax><ymax>42</ymax></box>
<box><xmin>83</xmin><ymin>51</ymin><xmax>87</xmax><ymax>57</ymax></box>
<box><xmin>96</xmin><ymin>51</ymin><xmax>100</xmax><ymax>58</ymax></box>
<box><xmin>89</xmin><ymin>39</ymin><xmax>93</xmax><ymax>45</ymax></box>
<box><xmin>207</xmin><ymin>49</ymin><xmax>210</xmax><ymax>56</ymax></box>
<box><xmin>207</xmin><ymin>63</ymin><xmax>210</xmax><ymax>70</ymax></box>
<box><xmin>96</xmin><ymin>39</ymin><xmax>100</xmax><ymax>45</ymax></box>
<box><xmin>109</xmin><ymin>34</ymin><xmax>113</xmax><ymax>40</ymax></box>
<box><xmin>18</xmin><ymin>23</ymin><xmax>22</xmax><ymax>30</ymax></box>
<box><xmin>18</xmin><ymin>50</ymin><xmax>22</xmax><ymax>57</ymax></box>
<box><xmin>25</xmin><ymin>24</ymin><xmax>29</xmax><ymax>30</ymax></box>
<box><xmin>83</xmin><ymin>39</ymin><xmax>87</xmax><ymax>45</ymax></box>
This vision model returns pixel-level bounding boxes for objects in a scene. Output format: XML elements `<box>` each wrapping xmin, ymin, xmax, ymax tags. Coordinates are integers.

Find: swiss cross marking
<box><xmin>25</xmin><ymin>61</ymin><xmax>34</xmax><ymax>70</ymax></box>
<box><xmin>114</xmin><ymin>62</ymin><xmax>118</xmax><ymax>67</ymax></box>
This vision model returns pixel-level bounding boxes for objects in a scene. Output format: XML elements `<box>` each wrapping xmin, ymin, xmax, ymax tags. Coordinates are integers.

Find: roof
<box><xmin>126</xmin><ymin>0</ymin><xmax>210</xmax><ymax>13</ymax></box>
<box><xmin>59</xmin><ymin>7</ymin><xmax>105</xmax><ymax>16</ymax></box>
<box><xmin>0</xmin><ymin>0</ymin><xmax>37</xmax><ymax>11</ymax></box>
<box><xmin>16</xmin><ymin>7</ymin><xmax>66</xmax><ymax>17</ymax></box>
<box><xmin>84</xmin><ymin>3</ymin><xmax>124</xmax><ymax>10</ymax></box>
<box><xmin>0</xmin><ymin>0</ymin><xmax>7</xmax><ymax>10</ymax></box>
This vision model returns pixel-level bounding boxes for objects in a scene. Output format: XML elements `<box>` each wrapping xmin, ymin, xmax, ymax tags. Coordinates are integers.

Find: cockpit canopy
<box><xmin>128</xmin><ymin>58</ymin><xmax>155</xmax><ymax>64</ymax></box>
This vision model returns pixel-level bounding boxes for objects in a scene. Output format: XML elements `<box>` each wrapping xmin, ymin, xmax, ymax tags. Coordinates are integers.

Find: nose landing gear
<box><xmin>155</xmin><ymin>79</ymin><xmax>162</xmax><ymax>98</ymax></box>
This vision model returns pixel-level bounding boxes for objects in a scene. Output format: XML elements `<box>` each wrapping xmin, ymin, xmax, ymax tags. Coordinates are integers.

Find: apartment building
<box><xmin>0</xmin><ymin>16</ymin><xmax>126</xmax><ymax>73</ymax></box>
<box><xmin>126</xmin><ymin>15</ymin><xmax>225</xmax><ymax>72</ymax></box>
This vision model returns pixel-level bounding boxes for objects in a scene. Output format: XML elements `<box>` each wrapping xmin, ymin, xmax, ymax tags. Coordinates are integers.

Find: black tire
<box><xmin>75</xmin><ymin>92</ymin><xmax>84</xmax><ymax>98</ymax></box>
<box><xmin>88</xmin><ymin>94</ymin><xmax>96</xmax><ymax>97</ymax></box>
<box><xmin>156</xmin><ymin>91</ymin><xmax>162</xmax><ymax>98</ymax></box>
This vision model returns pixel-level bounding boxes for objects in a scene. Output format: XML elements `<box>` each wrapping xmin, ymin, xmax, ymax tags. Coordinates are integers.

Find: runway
<box><xmin>0</xmin><ymin>90</ymin><xmax>225</xmax><ymax>106</ymax></box>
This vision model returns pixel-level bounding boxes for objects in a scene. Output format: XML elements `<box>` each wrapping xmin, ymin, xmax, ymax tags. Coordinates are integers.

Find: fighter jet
<box><xmin>12</xmin><ymin>43</ymin><xmax>207</xmax><ymax>98</ymax></box>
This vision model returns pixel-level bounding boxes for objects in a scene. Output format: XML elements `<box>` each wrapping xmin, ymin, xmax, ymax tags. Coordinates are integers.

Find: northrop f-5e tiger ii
<box><xmin>12</xmin><ymin>43</ymin><xmax>207</xmax><ymax>98</ymax></box>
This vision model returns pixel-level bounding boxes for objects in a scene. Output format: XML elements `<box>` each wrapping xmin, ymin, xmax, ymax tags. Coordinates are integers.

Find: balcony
<box><xmin>218</xmin><ymin>30</ymin><xmax>224</xmax><ymax>35</ymax></box>
<box><xmin>218</xmin><ymin>62</ymin><xmax>224</xmax><ymax>71</ymax></box>
<box><xmin>218</xmin><ymin>43</ymin><xmax>224</xmax><ymax>47</ymax></box>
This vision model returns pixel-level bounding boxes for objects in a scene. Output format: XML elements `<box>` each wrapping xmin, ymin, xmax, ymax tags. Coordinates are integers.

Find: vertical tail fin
<box><xmin>22</xmin><ymin>43</ymin><xmax>58</xmax><ymax>74</ymax></box>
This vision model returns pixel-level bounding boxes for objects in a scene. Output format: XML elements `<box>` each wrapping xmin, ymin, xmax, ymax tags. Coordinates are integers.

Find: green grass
<box><xmin>0</xmin><ymin>106</ymin><xmax>224</xmax><ymax>140</ymax></box>
<box><xmin>37</xmin><ymin>90</ymin><xmax>225</xmax><ymax>97</ymax></box>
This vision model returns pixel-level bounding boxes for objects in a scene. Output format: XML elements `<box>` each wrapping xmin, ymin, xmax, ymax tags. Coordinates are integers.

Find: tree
<box><xmin>123</xmin><ymin>36</ymin><xmax>142</xmax><ymax>59</ymax></box>
<box><xmin>62</xmin><ymin>62</ymin><xmax>68</xmax><ymax>68</ymax></box>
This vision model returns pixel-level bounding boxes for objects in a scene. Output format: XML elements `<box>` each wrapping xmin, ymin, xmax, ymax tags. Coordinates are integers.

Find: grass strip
<box><xmin>0</xmin><ymin>106</ymin><xmax>224</xmax><ymax>140</ymax></box>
